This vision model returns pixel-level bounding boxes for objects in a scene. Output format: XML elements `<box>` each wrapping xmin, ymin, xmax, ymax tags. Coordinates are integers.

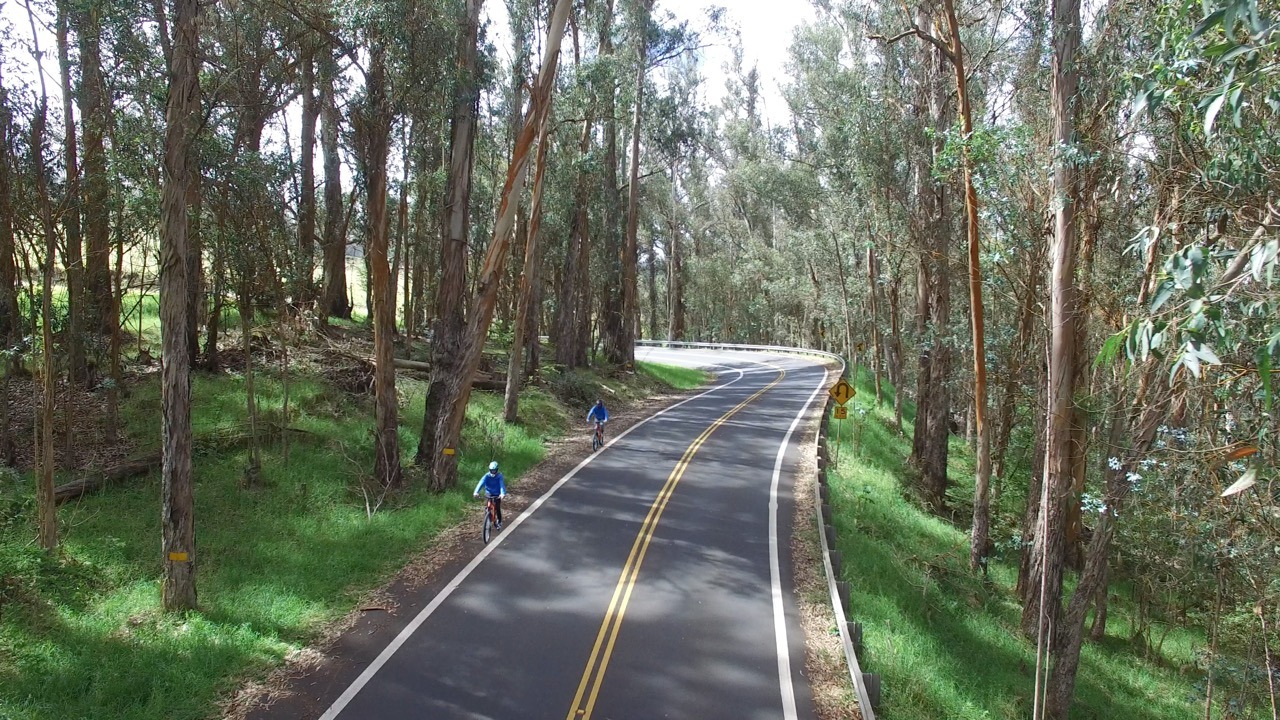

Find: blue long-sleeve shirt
<box><xmin>587</xmin><ymin>404</ymin><xmax>609</xmax><ymax>423</ymax></box>
<box><xmin>474</xmin><ymin>471</ymin><xmax>506</xmax><ymax>497</ymax></box>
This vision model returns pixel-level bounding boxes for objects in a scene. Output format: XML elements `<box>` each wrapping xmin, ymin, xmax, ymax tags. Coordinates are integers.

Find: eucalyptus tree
<box><xmin>428</xmin><ymin>0</ymin><xmax>574</xmax><ymax>490</ymax></box>
<box><xmin>22</xmin><ymin>0</ymin><xmax>61</xmax><ymax>551</ymax></box>
<box><xmin>159</xmin><ymin>0</ymin><xmax>202</xmax><ymax>612</ymax></box>
<box><xmin>419</xmin><ymin>0</ymin><xmax>485</xmax><ymax>477</ymax></box>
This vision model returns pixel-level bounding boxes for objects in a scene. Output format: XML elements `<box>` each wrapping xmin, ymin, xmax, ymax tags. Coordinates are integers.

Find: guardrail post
<box><xmin>863</xmin><ymin>674</ymin><xmax>882</xmax><ymax>708</ymax></box>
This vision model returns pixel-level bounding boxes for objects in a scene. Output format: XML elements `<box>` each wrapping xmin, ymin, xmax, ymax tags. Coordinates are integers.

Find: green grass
<box><xmin>636</xmin><ymin>360</ymin><xmax>711</xmax><ymax>391</ymax></box>
<box><xmin>0</xmin><ymin>356</ymin><xmax>704</xmax><ymax>720</ymax></box>
<box><xmin>827</xmin><ymin>368</ymin><xmax>1207</xmax><ymax>720</ymax></box>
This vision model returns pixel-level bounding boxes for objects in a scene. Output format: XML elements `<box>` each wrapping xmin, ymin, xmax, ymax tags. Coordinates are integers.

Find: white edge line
<box><xmin>317</xmin><ymin>362</ymin><xmax>748</xmax><ymax>719</ymax></box>
<box><xmin>644</xmin><ymin>341</ymin><xmax>876</xmax><ymax>716</ymax></box>
<box><xmin>769</xmin><ymin>362</ymin><xmax>831</xmax><ymax>720</ymax></box>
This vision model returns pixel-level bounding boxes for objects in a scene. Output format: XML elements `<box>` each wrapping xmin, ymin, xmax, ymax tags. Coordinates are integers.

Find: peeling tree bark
<box><xmin>430</xmin><ymin>0</ymin><xmax>573</xmax><ymax>490</ymax></box>
<box><xmin>359</xmin><ymin>39</ymin><xmax>402</xmax><ymax>489</ymax></box>
<box><xmin>159</xmin><ymin>0</ymin><xmax>201</xmax><ymax>611</ymax></box>
<box><xmin>25</xmin><ymin>0</ymin><xmax>59</xmax><ymax>551</ymax></box>
<box><xmin>297</xmin><ymin>53</ymin><xmax>319</xmax><ymax>303</ymax></box>
<box><xmin>419</xmin><ymin>0</ymin><xmax>484</xmax><ymax>470</ymax></box>
<box><xmin>320</xmin><ymin>53</ymin><xmax>351</xmax><ymax>321</ymax></box>
<box><xmin>504</xmin><ymin>107</ymin><xmax>554</xmax><ymax>423</ymax></box>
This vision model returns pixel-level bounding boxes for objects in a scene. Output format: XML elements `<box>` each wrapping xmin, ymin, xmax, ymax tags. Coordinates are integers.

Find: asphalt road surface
<box><xmin>263</xmin><ymin>348</ymin><xmax>832</xmax><ymax>720</ymax></box>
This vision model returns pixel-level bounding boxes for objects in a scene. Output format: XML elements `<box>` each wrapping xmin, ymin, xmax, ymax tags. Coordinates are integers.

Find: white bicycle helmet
<box><xmin>489</xmin><ymin>461</ymin><xmax>499</xmax><ymax>471</ymax></box>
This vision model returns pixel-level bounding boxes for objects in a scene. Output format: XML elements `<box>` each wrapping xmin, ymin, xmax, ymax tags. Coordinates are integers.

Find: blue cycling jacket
<box><xmin>587</xmin><ymin>404</ymin><xmax>609</xmax><ymax>423</ymax></box>
<box><xmin>474</xmin><ymin>471</ymin><xmax>506</xmax><ymax>497</ymax></box>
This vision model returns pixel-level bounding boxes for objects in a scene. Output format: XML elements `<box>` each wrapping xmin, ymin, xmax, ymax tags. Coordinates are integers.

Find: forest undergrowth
<box><xmin>0</xmin><ymin>306</ymin><xmax>706</xmax><ymax>720</ymax></box>
<box><xmin>828</xmin><ymin>369</ymin><xmax>1220</xmax><ymax>720</ymax></box>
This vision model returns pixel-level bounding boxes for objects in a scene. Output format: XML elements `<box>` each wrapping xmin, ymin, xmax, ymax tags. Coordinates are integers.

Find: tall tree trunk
<box><xmin>598</xmin><ymin>0</ymin><xmax>625</xmax><ymax>366</ymax></box>
<box><xmin>159</xmin><ymin>0</ymin><xmax>200</xmax><ymax>612</ymax></box>
<box><xmin>56</xmin><ymin>2</ymin><xmax>86</xmax><ymax>385</ymax></box>
<box><xmin>554</xmin><ymin>39</ymin><xmax>593</xmax><ymax>366</ymax></box>
<box><xmin>360</xmin><ymin>43</ymin><xmax>401</xmax><ymax>489</ymax></box>
<box><xmin>867</xmin><ymin>245</ymin><xmax>884</xmax><ymax>405</ymax></box>
<box><xmin>25</xmin><ymin>3</ymin><xmax>58</xmax><ymax>550</ymax></box>
<box><xmin>107</xmin><ymin>206</ymin><xmax>124</xmax><ymax>443</ymax></box>
<box><xmin>320</xmin><ymin>54</ymin><xmax>351</xmax><ymax>320</ymax></box>
<box><xmin>430</xmin><ymin>0</ymin><xmax>572</xmax><ymax>491</ymax></box>
<box><xmin>419</xmin><ymin>0</ymin><xmax>484</xmax><ymax>470</ymax></box>
<box><xmin>237</xmin><ymin>283</ymin><xmax>261</xmax><ymax>481</ymax></box>
<box><xmin>919</xmin><ymin>12</ymin><xmax>953</xmax><ymax>512</ymax></box>
<box><xmin>1017</xmin><ymin>360</ymin><xmax>1049</xmax><ymax>600</ymax></box>
<box><xmin>297</xmin><ymin>54</ymin><xmax>319</xmax><ymax>303</ymax></box>
<box><xmin>888</xmin><ymin>273</ymin><xmax>905</xmax><ymax>434</ymax></box>
<box><xmin>1046</xmin><ymin>364</ymin><xmax>1170</xmax><ymax>717</ymax></box>
<box><xmin>152</xmin><ymin>0</ymin><xmax>200</xmax><ymax>363</ymax></box>
<box><xmin>667</xmin><ymin>164</ymin><xmax>685</xmax><ymax>341</ymax></box>
<box><xmin>646</xmin><ymin>233</ymin><xmax>658</xmax><ymax>341</ymax></box>
<box><xmin>829</xmin><ymin>232</ymin><xmax>856</xmax><ymax>366</ymax></box>
<box><xmin>619</xmin><ymin>1</ymin><xmax>653</xmax><ymax>367</ymax></box>
<box><xmin>76</xmin><ymin>2</ymin><xmax>112</xmax><ymax>336</ymax></box>
<box><xmin>940</xmin><ymin>0</ymin><xmax>993</xmax><ymax>571</ymax></box>
<box><xmin>504</xmin><ymin>108</ymin><xmax>553</xmax><ymax>422</ymax></box>
<box><xmin>994</xmin><ymin>249</ymin><xmax>1043</xmax><ymax>480</ymax></box>
<box><xmin>1027</xmin><ymin>0</ymin><xmax>1081</xmax><ymax>709</ymax></box>
<box><xmin>0</xmin><ymin>72</ymin><xmax>17</xmax><ymax>464</ymax></box>
<box><xmin>910</xmin><ymin>239</ymin><xmax>932</xmax><ymax>464</ymax></box>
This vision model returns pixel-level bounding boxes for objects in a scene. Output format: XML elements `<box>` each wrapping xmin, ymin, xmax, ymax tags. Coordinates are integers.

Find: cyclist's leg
<box><xmin>493</xmin><ymin>496</ymin><xmax>503</xmax><ymax>525</ymax></box>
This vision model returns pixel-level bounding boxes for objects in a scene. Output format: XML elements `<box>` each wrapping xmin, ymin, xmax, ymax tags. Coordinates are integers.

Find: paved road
<box><xmin>263</xmin><ymin>349</ymin><xmax>831</xmax><ymax>720</ymax></box>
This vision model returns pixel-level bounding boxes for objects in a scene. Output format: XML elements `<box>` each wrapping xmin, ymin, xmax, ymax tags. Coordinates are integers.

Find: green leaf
<box><xmin>1221</xmin><ymin>467</ymin><xmax>1257</xmax><ymax>497</ymax></box>
<box><xmin>1096</xmin><ymin>330</ymin><xmax>1126</xmax><ymax>369</ymax></box>
<box><xmin>1195</xmin><ymin>342</ymin><xmax>1222</xmax><ymax>366</ymax></box>
<box><xmin>1260</xmin><ymin>346</ymin><xmax>1274</xmax><ymax>413</ymax></box>
<box><xmin>1205</xmin><ymin>90</ymin><xmax>1228</xmax><ymax>136</ymax></box>
<box><xmin>1150</xmin><ymin>279</ymin><xmax>1176</xmax><ymax>312</ymax></box>
<box><xmin>1184</xmin><ymin>346</ymin><xmax>1202</xmax><ymax>378</ymax></box>
<box><xmin>1191</xmin><ymin>8</ymin><xmax>1227</xmax><ymax>38</ymax></box>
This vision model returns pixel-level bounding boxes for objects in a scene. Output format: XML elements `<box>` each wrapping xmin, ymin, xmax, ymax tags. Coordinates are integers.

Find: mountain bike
<box><xmin>592</xmin><ymin>420</ymin><xmax>605</xmax><ymax>451</ymax></box>
<box><xmin>481</xmin><ymin>493</ymin><xmax>502</xmax><ymax>543</ymax></box>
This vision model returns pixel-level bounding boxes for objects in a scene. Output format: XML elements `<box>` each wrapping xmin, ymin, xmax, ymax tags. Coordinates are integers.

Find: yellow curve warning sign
<box><xmin>829</xmin><ymin>379</ymin><xmax>855</xmax><ymax>405</ymax></box>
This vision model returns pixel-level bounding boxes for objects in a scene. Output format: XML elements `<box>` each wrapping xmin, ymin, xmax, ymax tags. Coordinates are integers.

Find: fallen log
<box><xmin>54</xmin><ymin>453</ymin><xmax>162</xmax><ymax>505</ymax></box>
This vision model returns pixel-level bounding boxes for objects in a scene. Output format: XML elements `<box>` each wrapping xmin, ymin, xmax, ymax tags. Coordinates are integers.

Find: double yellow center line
<box><xmin>565</xmin><ymin>365</ymin><xmax>786</xmax><ymax>719</ymax></box>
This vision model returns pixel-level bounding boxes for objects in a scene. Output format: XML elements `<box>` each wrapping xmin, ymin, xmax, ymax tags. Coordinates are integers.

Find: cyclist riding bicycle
<box><xmin>473</xmin><ymin>461</ymin><xmax>506</xmax><ymax>529</ymax></box>
<box><xmin>587</xmin><ymin>399</ymin><xmax>609</xmax><ymax>442</ymax></box>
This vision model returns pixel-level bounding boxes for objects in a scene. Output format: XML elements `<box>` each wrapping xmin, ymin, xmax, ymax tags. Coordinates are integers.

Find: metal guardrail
<box><xmin>636</xmin><ymin>340</ymin><xmax>880</xmax><ymax>718</ymax></box>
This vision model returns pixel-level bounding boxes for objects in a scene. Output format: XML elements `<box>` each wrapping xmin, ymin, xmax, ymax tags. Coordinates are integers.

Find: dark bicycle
<box><xmin>592</xmin><ymin>420</ymin><xmax>606</xmax><ymax>451</ymax></box>
<box><xmin>481</xmin><ymin>492</ymin><xmax>502</xmax><ymax>543</ymax></box>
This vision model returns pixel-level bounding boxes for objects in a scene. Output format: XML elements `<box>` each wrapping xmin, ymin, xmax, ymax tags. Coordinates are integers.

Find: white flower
<box><xmin>1108</xmin><ymin>457</ymin><xmax>1123</xmax><ymax>470</ymax></box>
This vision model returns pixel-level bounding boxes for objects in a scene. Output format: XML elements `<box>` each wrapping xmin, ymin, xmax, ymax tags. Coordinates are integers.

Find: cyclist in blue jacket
<box><xmin>473</xmin><ymin>461</ymin><xmax>506</xmax><ymax>528</ymax></box>
<box><xmin>587</xmin><ymin>399</ymin><xmax>609</xmax><ymax>442</ymax></box>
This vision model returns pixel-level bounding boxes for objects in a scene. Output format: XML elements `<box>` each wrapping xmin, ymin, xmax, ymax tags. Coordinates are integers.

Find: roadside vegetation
<box><xmin>826</xmin><ymin>368</ymin><xmax>1224</xmax><ymax>720</ymax></box>
<box><xmin>0</xmin><ymin>301</ymin><xmax>706</xmax><ymax>720</ymax></box>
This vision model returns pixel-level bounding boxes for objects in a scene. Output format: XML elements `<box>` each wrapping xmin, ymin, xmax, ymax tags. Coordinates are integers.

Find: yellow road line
<box><xmin>566</xmin><ymin>365</ymin><xmax>787</xmax><ymax>720</ymax></box>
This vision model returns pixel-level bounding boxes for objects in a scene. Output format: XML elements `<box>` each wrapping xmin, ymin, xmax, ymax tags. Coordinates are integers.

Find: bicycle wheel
<box><xmin>592</xmin><ymin>432</ymin><xmax>601</xmax><ymax>451</ymax></box>
<box><xmin>482</xmin><ymin>506</ymin><xmax>493</xmax><ymax>543</ymax></box>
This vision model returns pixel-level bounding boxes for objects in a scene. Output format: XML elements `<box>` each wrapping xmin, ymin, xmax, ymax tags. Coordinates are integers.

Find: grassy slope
<box><xmin>0</xmin><ymin>351</ymin><xmax>708</xmax><ymax>720</ymax></box>
<box><xmin>828</xmin><ymin>369</ymin><xmax>1205</xmax><ymax>720</ymax></box>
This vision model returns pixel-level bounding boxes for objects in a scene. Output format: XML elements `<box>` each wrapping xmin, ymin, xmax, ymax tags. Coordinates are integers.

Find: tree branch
<box><xmin>868</xmin><ymin>25</ymin><xmax>956</xmax><ymax>64</ymax></box>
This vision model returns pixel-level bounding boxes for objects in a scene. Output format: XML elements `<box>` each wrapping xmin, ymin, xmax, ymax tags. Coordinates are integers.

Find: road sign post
<box><xmin>828</xmin><ymin>380</ymin><xmax>856</xmax><ymax>466</ymax></box>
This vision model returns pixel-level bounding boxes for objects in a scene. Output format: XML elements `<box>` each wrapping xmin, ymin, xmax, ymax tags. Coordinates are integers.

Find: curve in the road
<box><xmin>307</xmin><ymin>349</ymin><xmax>830</xmax><ymax>720</ymax></box>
